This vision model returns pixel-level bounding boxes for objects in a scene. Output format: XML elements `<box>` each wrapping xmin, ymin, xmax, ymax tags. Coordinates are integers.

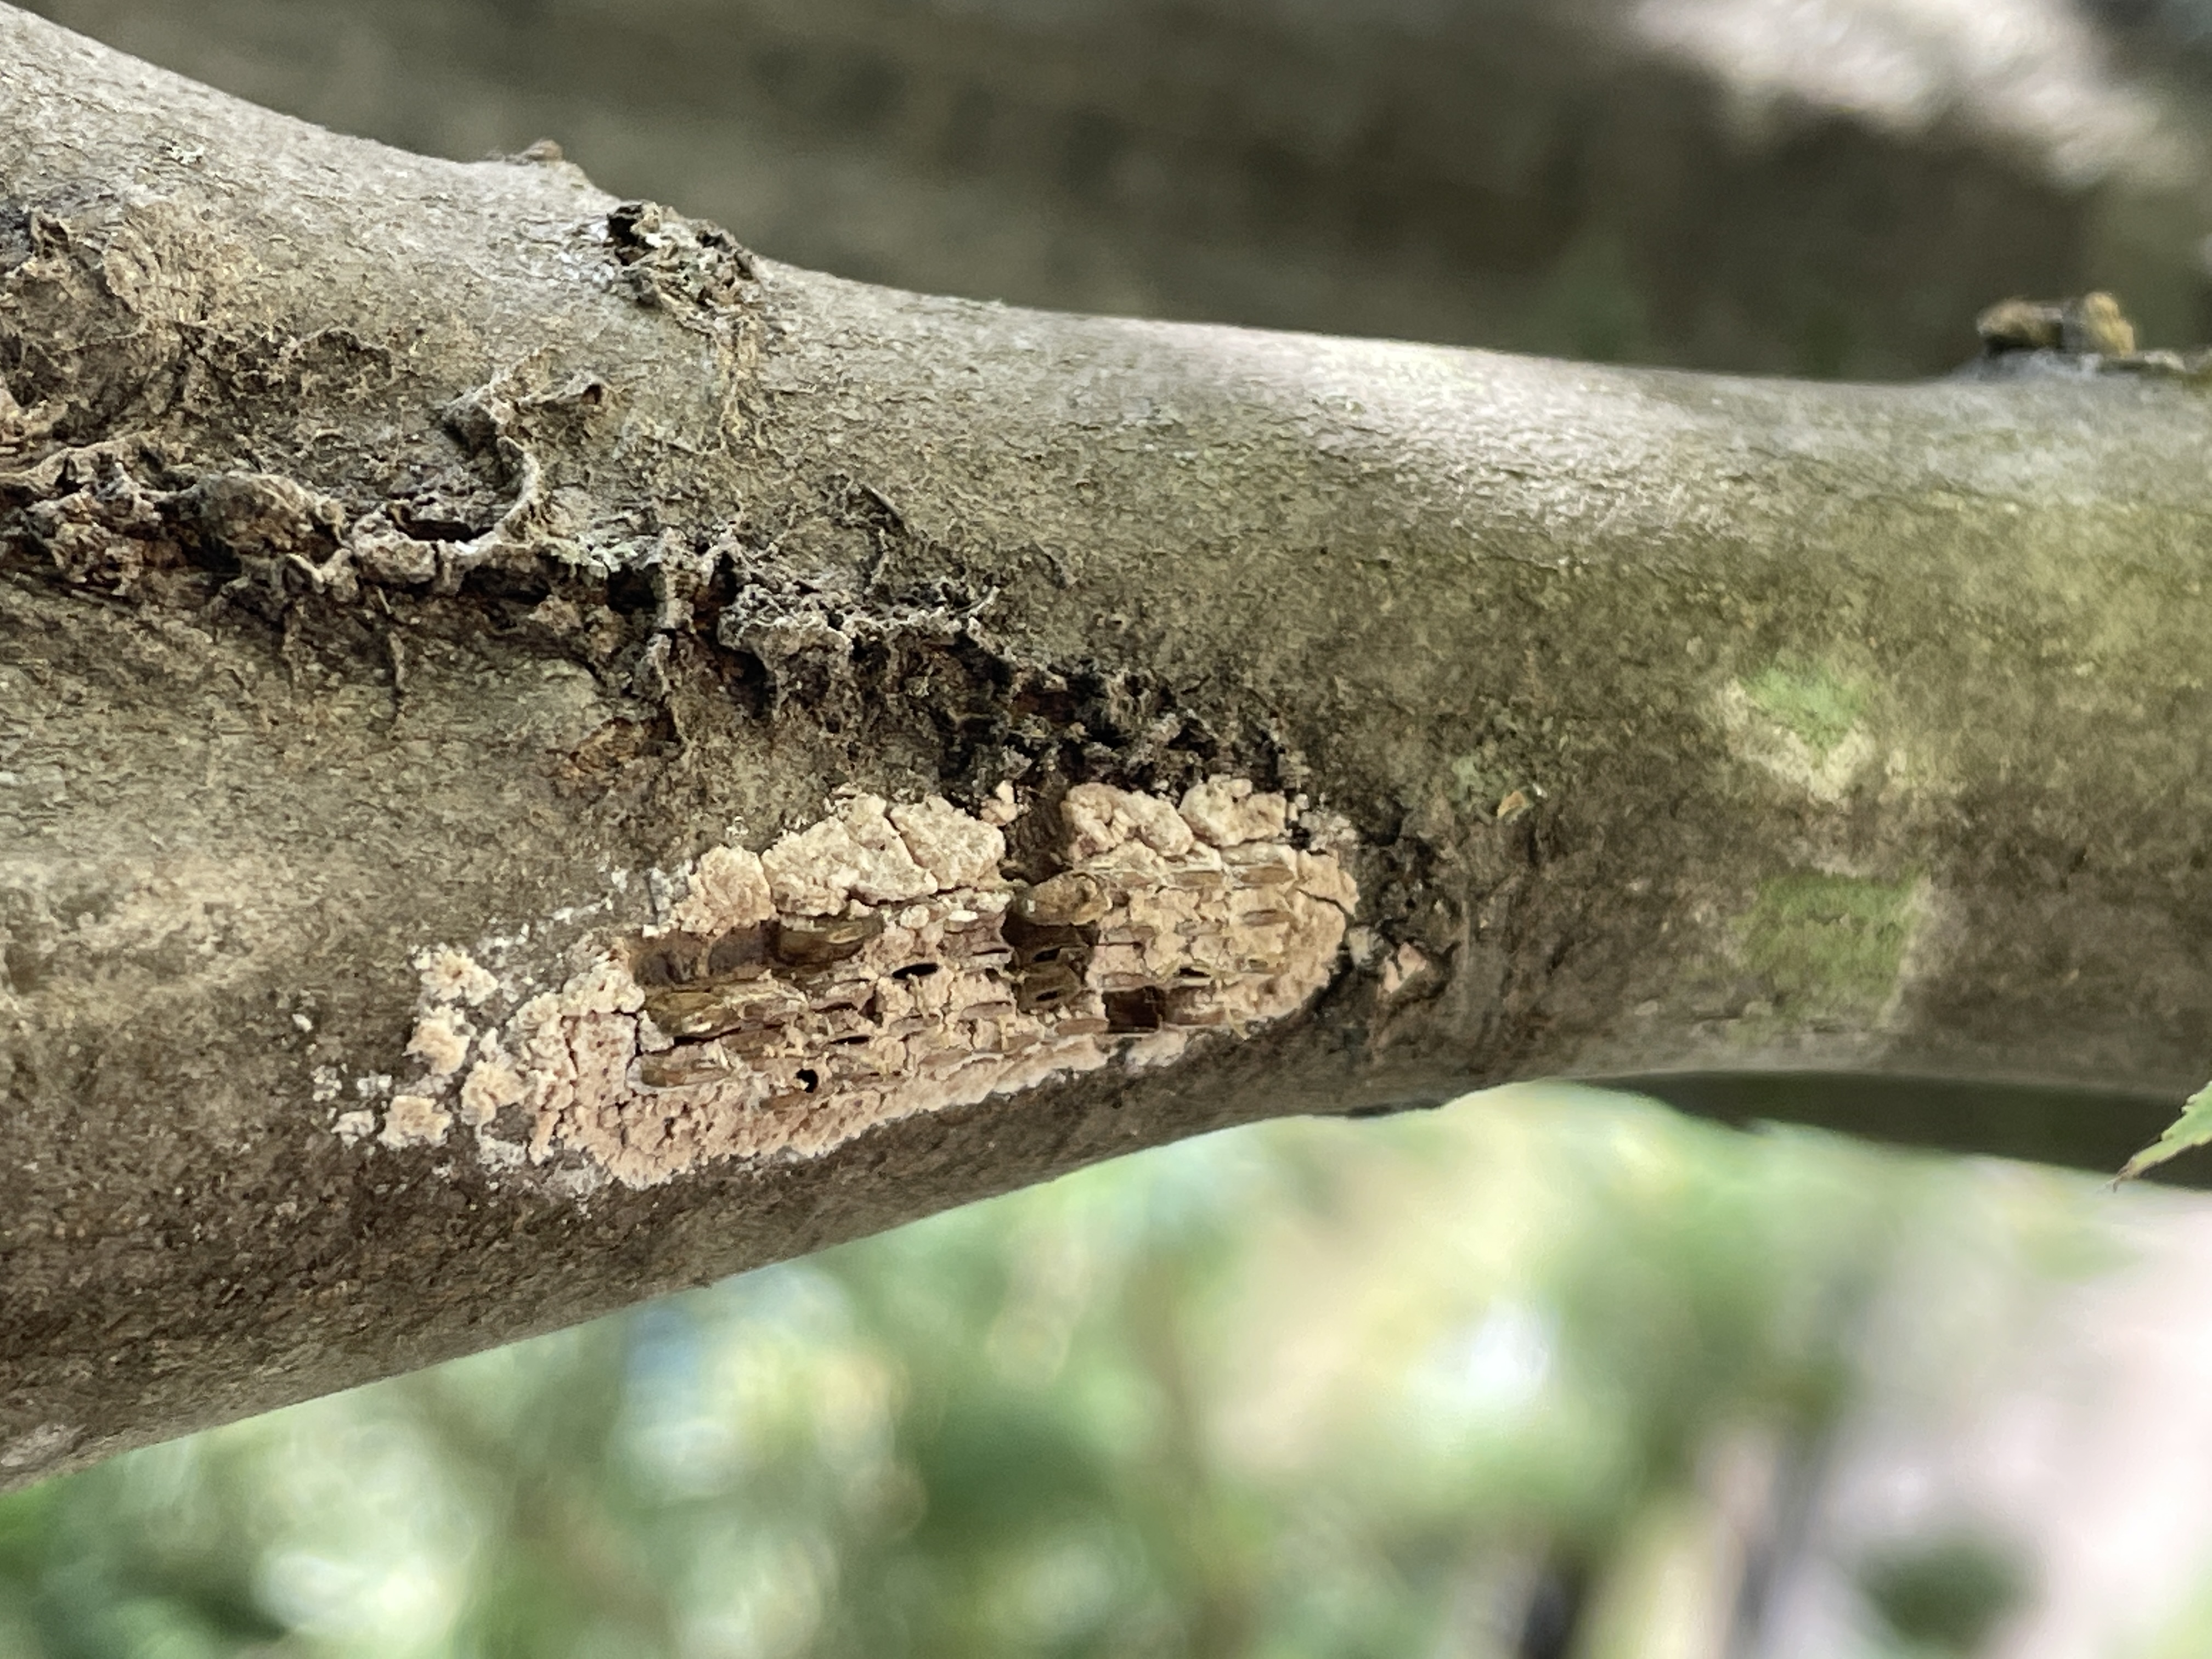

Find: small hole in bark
<box><xmin>388</xmin><ymin>503</ymin><xmax>484</xmax><ymax>543</ymax></box>
<box><xmin>1105</xmin><ymin>988</ymin><xmax>1166</xmax><ymax>1033</ymax></box>
<box><xmin>630</xmin><ymin>939</ymin><xmax>701</xmax><ymax>989</ymax></box>
<box><xmin>180</xmin><ymin>536</ymin><xmax>241</xmax><ymax>578</ymax></box>
<box><xmin>772</xmin><ymin>912</ymin><xmax>884</xmax><ymax>967</ymax></box>
<box><xmin>796</xmin><ymin>1068</ymin><xmax>819</xmax><ymax>1092</ymax></box>
<box><xmin>706</xmin><ymin>927</ymin><xmax>771</xmax><ymax>979</ymax></box>
<box><xmin>459</xmin><ymin>562</ymin><xmax>551</xmax><ymax>604</ymax></box>
<box><xmin>606</xmin><ymin>566</ymin><xmax>656</xmax><ymax>618</ymax></box>
<box><xmin>891</xmin><ymin>961</ymin><xmax>940</xmax><ymax>979</ymax></box>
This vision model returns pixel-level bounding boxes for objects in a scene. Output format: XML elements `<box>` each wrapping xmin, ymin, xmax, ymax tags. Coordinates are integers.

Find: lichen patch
<box><xmin>1740</xmin><ymin>658</ymin><xmax>1865</xmax><ymax>759</ymax></box>
<box><xmin>377</xmin><ymin>780</ymin><xmax>1356</xmax><ymax>1190</ymax></box>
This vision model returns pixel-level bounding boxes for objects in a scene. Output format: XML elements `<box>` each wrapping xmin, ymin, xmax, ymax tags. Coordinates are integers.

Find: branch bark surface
<box><xmin>5</xmin><ymin>5</ymin><xmax>2212</xmax><ymax>1483</ymax></box>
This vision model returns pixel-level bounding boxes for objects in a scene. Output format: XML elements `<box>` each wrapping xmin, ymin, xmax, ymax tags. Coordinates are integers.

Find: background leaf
<box><xmin>2118</xmin><ymin>1081</ymin><xmax>2212</xmax><ymax>1181</ymax></box>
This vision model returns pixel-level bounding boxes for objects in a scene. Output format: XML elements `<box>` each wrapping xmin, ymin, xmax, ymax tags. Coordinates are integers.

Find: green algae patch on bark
<box><xmin>1741</xmin><ymin>658</ymin><xmax>1868</xmax><ymax>761</ymax></box>
<box><xmin>1720</xmin><ymin>659</ymin><xmax>1882</xmax><ymax>806</ymax></box>
<box><xmin>1738</xmin><ymin>872</ymin><xmax>1918</xmax><ymax>1022</ymax></box>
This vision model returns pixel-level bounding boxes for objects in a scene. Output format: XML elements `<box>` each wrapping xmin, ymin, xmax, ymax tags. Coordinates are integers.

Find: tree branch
<box><xmin>4</xmin><ymin>3</ymin><xmax>2210</xmax><ymax>1483</ymax></box>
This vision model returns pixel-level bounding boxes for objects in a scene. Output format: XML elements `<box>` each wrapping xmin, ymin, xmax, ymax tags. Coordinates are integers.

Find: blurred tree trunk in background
<box><xmin>21</xmin><ymin>0</ymin><xmax>2212</xmax><ymax>375</ymax></box>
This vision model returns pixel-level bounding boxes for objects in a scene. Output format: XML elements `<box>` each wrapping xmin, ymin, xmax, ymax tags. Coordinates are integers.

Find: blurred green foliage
<box><xmin>0</xmin><ymin>1087</ymin><xmax>2103</xmax><ymax>1658</ymax></box>
<box><xmin>1859</xmin><ymin>1532</ymin><xmax>2030</xmax><ymax>1656</ymax></box>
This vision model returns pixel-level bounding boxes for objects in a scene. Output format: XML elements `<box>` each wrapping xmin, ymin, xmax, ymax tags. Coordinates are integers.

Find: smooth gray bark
<box><xmin>4</xmin><ymin>3</ymin><xmax>2212</xmax><ymax>1485</ymax></box>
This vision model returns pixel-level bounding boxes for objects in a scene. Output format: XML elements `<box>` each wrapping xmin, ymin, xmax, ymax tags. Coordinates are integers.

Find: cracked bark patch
<box><xmin>364</xmin><ymin>778</ymin><xmax>1357</xmax><ymax>1190</ymax></box>
<box><xmin>2</xmin><ymin>185</ymin><xmax>760</xmax><ymax>612</ymax></box>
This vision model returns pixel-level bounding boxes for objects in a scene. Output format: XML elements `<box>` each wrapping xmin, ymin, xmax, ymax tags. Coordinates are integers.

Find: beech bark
<box><xmin>5</xmin><ymin>4</ymin><xmax>2212</xmax><ymax>1485</ymax></box>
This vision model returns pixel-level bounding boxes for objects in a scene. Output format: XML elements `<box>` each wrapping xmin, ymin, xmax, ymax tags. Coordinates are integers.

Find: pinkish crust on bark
<box><xmin>377</xmin><ymin>781</ymin><xmax>1356</xmax><ymax>1189</ymax></box>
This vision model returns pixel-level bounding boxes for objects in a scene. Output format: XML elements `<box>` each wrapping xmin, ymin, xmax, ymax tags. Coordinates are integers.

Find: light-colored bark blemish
<box><xmin>1378</xmin><ymin>943</ymin><xmax>1435</xmax><ymax>1000</ymax></box>
<box><xmin>0</xmin><ymin>854</ymin><xmax>283</xmax><ymax>1003</ymax></box>
<box><xmin>1446</xmin><ymin>753</ymin><xmax>1537</xmax><ymax>819</ymax></box>
<box><xmin>373</xmin><ymin>779</ymin><xmax>1356</xmax><ymax>1190</ymax></box>
<box><xmin>0</xmin><ymin>1422</ymin><xmax>81</xmax><ymax>1474</ymax></box>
